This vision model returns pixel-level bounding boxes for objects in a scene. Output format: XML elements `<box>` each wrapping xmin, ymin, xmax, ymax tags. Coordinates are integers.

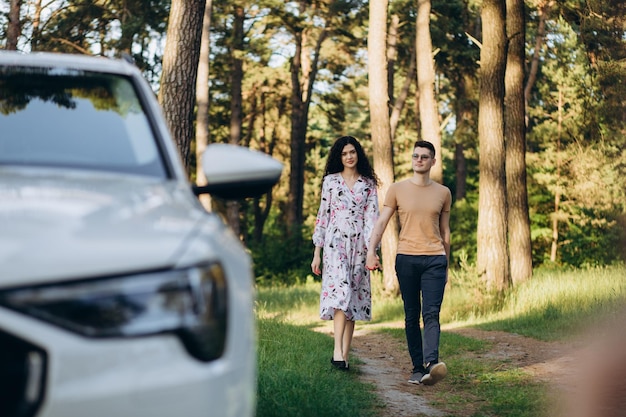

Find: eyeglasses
<box><xmin>412</xmin><ymin>154</ymin><xmax>432</xmax><ymax>161</ymax></box>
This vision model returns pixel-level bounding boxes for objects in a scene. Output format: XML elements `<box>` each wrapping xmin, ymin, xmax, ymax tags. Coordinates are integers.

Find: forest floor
<box><xmin>317</xmin><ymin>321</ymin><xmax>590</xmax><ymax>417</ymax></box>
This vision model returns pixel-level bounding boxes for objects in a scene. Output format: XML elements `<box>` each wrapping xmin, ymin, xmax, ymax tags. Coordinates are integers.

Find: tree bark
<box><xmin>387</xmin><ymin>14</ymin><xmax>399</xmax><ymax>105</ymax></box>
<box><xmin>195</xmin><ymin>0</ymin><xmax>213</xmax><ymax>211</ymax></box>
<box><xmin>253</xmin><ymin>91</ymin><xmax>283</xmax><ymax>242</ymax></box>
<box><xmin>287</xmin><ymin>28</ymin><xmax>307</xmax><ymax>231</ymax></box>
<box><xmin>524</xmin><ymin>1</ymin><xmax>551</xmax><ymax>108</ymax></box>
<box><xmin>477</xmin><ymin>0</ymin><xmax>510</xmax><ymax>293</ymax></box>
<box><xmin>550</xmin><ymin>89</ymin><xmax>564</xmax><ymax>263</ymax></box>
<box><xmin>226</xmin><ymin>5</ymin><xmax>245</xmax><ymax>237</ymax></box>
<box><xmin>505</xmin><ymin>0</ymin><xmax>533</xmax><ymax>284</ymax></box>
<box><xmin>453</xmin><ymin>74</ymin><xmax>473</xmax><ymax>201</ymax></box>
<box><xmin>369</xmin><ymin>0</ymin><xmax>399</xmax><ymax>295</ymax></box>
<box><xmin>415</xmin><ymin>0</ymin><xmax>443</xmax><ymax>183</ymax></box>
<box><xmin>6</xmin><ymin>0</ymin><xmax>22</xmax><ymax>50</ymax></box>
<box><xmin>30</xmin><ymin>0</ymin><xmax>43</xmax><ymax>51</ymax></box>
<box><xmin>159</xmin><ymin>0</ymin><xmax>206</xmax><ymax>174</ymax></box>
<box><xmin>286</xmin><ymin>2</ymin><xmax>328</xmax><ymax>231</ymax></box>
<box><xmin>390</xmin><ymin>44</ymin><xmax>416</xmax><ymax>140</ymax></box>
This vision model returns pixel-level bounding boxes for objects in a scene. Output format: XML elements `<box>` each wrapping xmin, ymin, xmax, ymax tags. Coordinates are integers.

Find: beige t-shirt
<box><xmin>384</xmin><ymin>179</ymin><xmax>451</xmax><ymax>256</ymax></box>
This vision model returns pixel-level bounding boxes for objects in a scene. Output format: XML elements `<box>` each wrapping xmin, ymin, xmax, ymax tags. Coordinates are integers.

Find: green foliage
<box><xmin>449</xmin><ymin>196</ymin><xmax>479</xmax><ymax>268</ymax></box>
<box><xmin>13</xmin><ymin>0</ymin><xmax>170</xmax><ymax>85</ymax></box>
<box><xmin>525</xmin><ymin>15</ymin><xmax>626</xmax><ymax>268</ymax></box>
<box><xmin>250</xmin><ymin>235</ymin><xmax>313</xmax><ymax>287</ymax></box>
<box><xmin>443</xmin><ymin>253</ymin><xmax>504</xmax><ymax>322</ymax></box>
<box><xmin>8</xmin><ymin>0</ymin><xmax>625</xmax><ymax>273</ymax></box>
<box><xmin>558</xmin><ymin>207</ymin><xmax>623</xmax><ymax>267</ymax></box>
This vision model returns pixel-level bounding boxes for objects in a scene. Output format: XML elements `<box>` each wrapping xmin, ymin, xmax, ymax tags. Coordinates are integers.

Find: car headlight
<box><xmin>0</xmin><ymin>263</ymin><xmax>228</xmax><ymax>362</ymax></box>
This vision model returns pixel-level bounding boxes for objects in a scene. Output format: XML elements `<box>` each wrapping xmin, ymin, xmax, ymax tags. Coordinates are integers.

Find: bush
<box><xmin>250</xmin><ymin>231</ymin><xmax>314</xmax><ymax>286</ymax></box>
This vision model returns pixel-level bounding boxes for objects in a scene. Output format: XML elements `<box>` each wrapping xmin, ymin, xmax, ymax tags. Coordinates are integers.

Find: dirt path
<box><xmin>314</xmin><ymin>309</ymin><xmax>626</xmax><ymax>417</ymax></box>
<box><xmin>347</xmin><ymin>322</ymin><xmax>583</xmax><ymax>417</ymax></box>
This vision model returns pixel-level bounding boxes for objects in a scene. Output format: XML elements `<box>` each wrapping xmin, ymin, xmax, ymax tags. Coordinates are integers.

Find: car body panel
<box><xmin>0</xmin><ymin>167</ymin><xmax>203</xmax><ymax>285</ymax></box>
<box><xmin>0</xmin><ymin>51</ymin><xmax>278</xmax><ymax>417</ymax></box>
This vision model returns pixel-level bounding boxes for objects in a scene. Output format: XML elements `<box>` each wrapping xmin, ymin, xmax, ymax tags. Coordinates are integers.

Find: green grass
<box><xmin>255</xmin><ymin>264</ymin><xmax>626</xmax><ymax>417</ymax></box>
<box><xmin>255</xmin><ymin>276</ymin><xmax>321</xmax><ymax>325</ymax></box>
<box><xmin>256</xmin><ymin>317</ymin><xmax>382</xmax><ymax>417</ymax></box>
<box><xmin>446</xmin><ymin>265</ymin><xmax>626</xmax><ymax>340</ymax></box>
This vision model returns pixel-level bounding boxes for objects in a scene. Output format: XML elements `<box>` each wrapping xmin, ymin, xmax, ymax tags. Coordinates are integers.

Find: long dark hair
<box><xmin>323</xmin><ymin>136</ymin><xmax>379</xmax><ymax>186</ymax></box>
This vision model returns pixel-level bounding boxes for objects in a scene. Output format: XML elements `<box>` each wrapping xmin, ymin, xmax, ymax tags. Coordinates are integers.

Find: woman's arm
<box><xmin>366</xmin><ymin>205</ymin><xmax>395</xmax><ymax>270</ymax></box>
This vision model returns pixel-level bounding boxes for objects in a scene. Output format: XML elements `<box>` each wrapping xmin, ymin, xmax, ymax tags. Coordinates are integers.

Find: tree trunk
<box><xmin>390</xmin><ymin>44</ymin><xmax>416</xmax><ymax>140</ymax></box>
<box><xmin>195</xmin><ymin>0</ymin><xmax>213</xmax><ymax>211</ymax></box>
<box><xmin>524</xmin><ymin>0</ymin><xmax>551</xmax><ymax>109</ymax></box>
<box><xmin>477</xmin><ymin>0</ymin><xmax>510</xmax><ymax>293</ymax></box>
<box><xmin>387</xmin><ymin>14</ymin><xmax>399</xmax><ymax>104</ymax></box>
<box><xmin>415</xmin><ymin>0</ymin><xmax>443</xmax><ymax>183</ymax></box>
<box><xmin>226</xmin><ymin>5</ymin><xmax>245</xmax><ymax>237</ymax></box>
<box><xmin>286</xmin><ymin>2</ymin><xmax>328</xmax><ymax>231</ymax></box>
<box><xmin>505</xmin><ymin>0</ymin><xmax>533</xmax><ymax>285</ymax></box>
<box><xmin>287</xmin><ymin>28</ymin><xmax>307</xmax><ymax>231</ymax></box>
<box><xmin>252</xmin><ymin>91</ymin><xmax>283</xmax><ymax>243</ymax></box>
<box><xmin>6</xmin><ymin>0</ymin><xmax>22</xmax><ymax>50</ymax></box>
<box><xmin>159</xmin><ymin>0</ymin><xmax>207</xmax><ymax>174</ymax></box>
<box><xmin>550</xmin><ymin>89</ymin><xmax>564</xmax><ymax>263</ymax></box>
<box><xmin>30</xmin><ymin>0</ymin><xmax>43</xmax><ymax>51</ymax></box>
<box><xmin>118</xmin><ymin>3</ymin><xmax>133</xmax><ymax>54</ymax></box>
<box><xmin>369</xmin><ymin>0</ymin><xmax>399</xmax><ymax>295</ymax></box>
<box><xmin>453</xmin><ymin>74</ymin><xmax>474</xmax><ymax>201</ymax></box>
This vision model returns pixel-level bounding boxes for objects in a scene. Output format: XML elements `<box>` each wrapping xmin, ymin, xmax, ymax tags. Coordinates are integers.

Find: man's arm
<box><xmin>439</xmin><ymin>210</ymin><xmax>450</xmax><ymax>261</ymax></box>
<box><xmin>366</xmin><ymin>205</ymin><xmax>395</xmax><ymax>270</ymax></box>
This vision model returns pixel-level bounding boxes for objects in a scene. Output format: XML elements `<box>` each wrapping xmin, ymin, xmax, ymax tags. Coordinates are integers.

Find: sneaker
<box><xmin>408</xmin><ymin>370</ymin><xmax>425</xmax><ymax>385</ymax></box>
<box><xmin>420</xmin><ymin>361</ymin><xmax>447</xmax><ymax>386</ymax></box>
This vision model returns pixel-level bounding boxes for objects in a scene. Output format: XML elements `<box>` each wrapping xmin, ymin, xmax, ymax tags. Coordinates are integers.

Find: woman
<box><xmin>311</xmin><ymin>135</ymin><xmax>379</xmax><ymax>370</ymax></box>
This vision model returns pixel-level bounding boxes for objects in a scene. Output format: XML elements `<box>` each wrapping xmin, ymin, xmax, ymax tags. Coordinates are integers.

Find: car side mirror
<box><xmin>193</xmin><ymin>144</ymin><xmax>283</xmax><ymax>199</ymax></box>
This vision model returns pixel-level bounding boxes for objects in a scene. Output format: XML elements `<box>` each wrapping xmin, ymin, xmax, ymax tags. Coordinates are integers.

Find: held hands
<box><xmin>365</xmin><ymin>251</ymin><xmax>381</xmax><ymax>271</ymax></box>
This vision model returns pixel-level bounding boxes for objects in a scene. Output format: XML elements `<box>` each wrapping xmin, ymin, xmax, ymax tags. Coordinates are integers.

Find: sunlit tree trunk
<box><xmin>159</xmin><ymin>0</ymin><xmax>206</xmax><ymax>173</ymax></box>
<box><xmin>505</xmin><ymin>0</ymin><xmax>533</xmax><ymax>284</ymax></box>
<box><xmin>6</xmin><ymin>0</ymin><xmax>21</xmax><ymax>50</ymax></box>
<box><xmin>369</xmin><ymin>0</ymin><xmax>399</xmax><ymax>295</ymax></box>
<box><xmin>550</xmin><ymin>89</ymin><xmax>564</xmax><ymax>262</ymax></box>
<box><xmin>415</xmin><ymin>0</ymin><xmax>442</xmax><ymax>183</ymax></box>
<box><xmin>477</xmin><ymin>0</ymin><xmax>510</xmax><ymax>293</ymax></box>
<box><xmin>30</xmin><ymin>0</ymin><xmax>43</xmax><ymax>51</ymax></box>
<box><xmin>195</xmin><ymin>0</ymin><xmax>213</xmax><ymax>211</ymax></box>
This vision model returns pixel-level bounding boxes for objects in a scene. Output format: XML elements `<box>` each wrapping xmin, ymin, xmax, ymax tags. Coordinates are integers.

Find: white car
<box><xmin>0</xmin><ymin>51</ymin><xmax>282</xmax><ymax>417</ymax></box>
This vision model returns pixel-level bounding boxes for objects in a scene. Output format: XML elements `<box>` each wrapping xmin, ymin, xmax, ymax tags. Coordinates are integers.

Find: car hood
<box><xmin>0</xmin><ymin>168</ymin><xmax>206</xmax><ymax>287</ymax></box>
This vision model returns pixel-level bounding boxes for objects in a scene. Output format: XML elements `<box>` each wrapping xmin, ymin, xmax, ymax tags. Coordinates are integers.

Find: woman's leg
<box><xmin>342</xmin><ymin>318</ymin><xmax>355</xmax><ymax>364</ymax></box>
<box><xmin>333</xmin><ymin>309</ymin><xmax>347</xmax><ymax>361</ymax></box>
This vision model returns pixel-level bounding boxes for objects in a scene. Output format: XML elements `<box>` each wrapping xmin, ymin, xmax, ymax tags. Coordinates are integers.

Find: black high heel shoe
<box><xmin>330</xmin><ymin>358</ymin><xmax>347</xmax><ymax>370</ymax></box>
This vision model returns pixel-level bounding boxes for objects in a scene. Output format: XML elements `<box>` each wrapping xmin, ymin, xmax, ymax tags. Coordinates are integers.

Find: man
<box><xmin>366</xmin><ymin>140</ymin><xmax>451</xmax><ymax>386</ymax></box>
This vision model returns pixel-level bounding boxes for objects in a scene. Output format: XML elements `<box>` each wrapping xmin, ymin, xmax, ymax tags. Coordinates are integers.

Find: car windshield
<box><xmin>0</xmin><ymin>67</ymin><xmax>167</xmax><ymax>178</ymax></box>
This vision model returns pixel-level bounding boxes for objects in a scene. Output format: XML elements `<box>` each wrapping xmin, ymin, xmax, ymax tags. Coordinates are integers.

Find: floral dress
<box><xmin>312</xmin><ymin>173</ymin><xmax>379</xmax><ymax>321</ymax></box>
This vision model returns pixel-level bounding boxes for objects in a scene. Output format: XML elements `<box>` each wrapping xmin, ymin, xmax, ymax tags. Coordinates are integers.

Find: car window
<box><xmin>0</xmin><ymin>67</ymin><xmax>168</xmax><ymax>178</ymax></box>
